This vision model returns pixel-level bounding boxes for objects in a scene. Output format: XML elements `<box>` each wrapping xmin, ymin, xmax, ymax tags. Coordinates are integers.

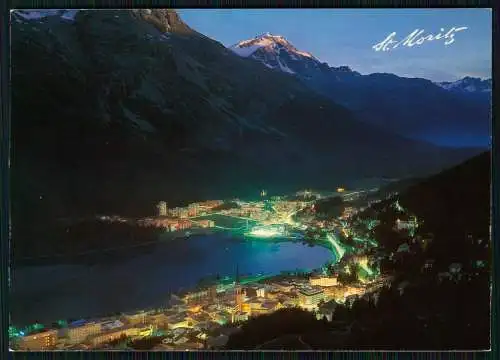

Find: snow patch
<box><xmin>436</xmin><ymin>77</ymin><xmax>491</xmax><ymax>93</ymax></box>
<box><xmin>436</xmin><ymin>82</ymin><xmax>452</xmax><ymax>90</ymax></box>
<box><xmin>294</xmin><ymin>49</ymin><xmax>315</xmax><ymax>59</ymax></box>
<box><xmin>13</xmin><ymin>9</ymin><xmax>80</xmax><ymax>22</ymax></box>
<box><xmin>14</xmin><ymin>10</ymin><xmax>59</xmax><ymax>20</ymax></box>
<box><xmin>61</xmin><ymin>10</ymin><xmax>78</xmax><ymax>21</ymax></box>
<box><xmin>276</xmin><ymin>57</ymin><xmax>295</xmax><ymax>74</ymax></box>
<box><xmin>230</xmin><ymin>44</ymin><xmax>262</xmax><ymax>58</ymax></box>
<box><xmin>464</xmin><ymin>85</ymin><xmax>477</xmax><ymax>92</ymax></box>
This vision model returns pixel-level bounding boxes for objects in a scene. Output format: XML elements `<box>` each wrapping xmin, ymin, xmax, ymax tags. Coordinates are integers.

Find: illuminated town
<box><xmin>9</xmin><ymin>187</ymin><xmax>429</xmax><ymax>351</ymax></box>
<box><xmin>7</xmin><ymin>5</ymin><xmax>492</xmax><ymax>352</ymax></box>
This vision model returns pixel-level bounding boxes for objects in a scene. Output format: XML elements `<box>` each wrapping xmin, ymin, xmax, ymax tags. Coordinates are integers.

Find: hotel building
<box><xmin>188</xmin><ymin>204</ymin><xmax>199</xmax><ymax>217</ymax></box>
<box><xmin>256</xmin><ymin>287</ymin><xmax>266</xmax><ymax>298</ymax></box>
<box><xmin>65</xmin><ymin>322</ymin><xmax>101</xmax><ymax>344</ymax></box>
<box><xmin>309</xmin><ymin>276</ymin><xmax>338</xmax><ymax>287</ymax></box>
<box><xmin>156</xmin><ymin>201</ymin><xmax>168</xmax><ymax>216</ymax></box>
<box><xmin>89</xmin><ymin>326</ymin><xmax>150</xmax><ymax>347</ymax></box>
<box><xmin>183</xmin><ymin>289</ymin><xmax>210</xmax><ymax>304</ymax></box>
<box><xmin>18</xmin><ymin>330</ymin><xmax>58</xmax><ymax>350</ymax></box>
<box><xmin>123</xmin><ymin>312</ymin><xmax>147</xmax><ymax>326</ymax></box>
<box><xmin>298</xmin><ymin>286</ymin><xmax>325</xmax><ymax>310</ymax></box>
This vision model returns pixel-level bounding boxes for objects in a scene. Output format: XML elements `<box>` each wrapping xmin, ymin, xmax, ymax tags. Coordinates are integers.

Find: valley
<box><xmin>7</xmin><ymin>8</ymin><xmax>492</xmax><ymax>352</ymax></box>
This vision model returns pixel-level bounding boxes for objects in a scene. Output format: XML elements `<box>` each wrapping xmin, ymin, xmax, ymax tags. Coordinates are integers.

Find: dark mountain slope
<box><xmin>400</xmin><ymin>151</ymin><xmax>490</xmax><ymax>240</ymax></box>
<box><xmin>398</xmin><ymin>151</ymin><xmax>490</xmax><ymax>268</ymax></box>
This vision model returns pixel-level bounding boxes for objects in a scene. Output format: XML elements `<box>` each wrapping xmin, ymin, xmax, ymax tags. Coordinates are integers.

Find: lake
<box><xmin>10</xmin><ymin>232</ymin><xmax>334</xmax><ymax>327</ymax></box>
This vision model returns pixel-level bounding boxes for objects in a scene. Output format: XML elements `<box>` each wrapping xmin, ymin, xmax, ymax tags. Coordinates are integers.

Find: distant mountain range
<box><xmin>435</xmin><ymin>77</ymin><xmax>492</xmax><ymax>93</ymax></box>
<box><xmin>231</xmin><ymin>33</ymin><xmax>491</xmax><ymax>147</ymax></box>
<box><xmin>10</xmin><ymin>9</ymin><xmax>484</xmax><ymax>237</ymax></box>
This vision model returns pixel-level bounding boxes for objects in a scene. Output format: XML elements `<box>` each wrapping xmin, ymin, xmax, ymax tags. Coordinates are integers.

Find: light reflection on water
<box><xmin>10</xmin><ymin>233</ymin><xmax>334</xmax><ymax>326</ymax></box>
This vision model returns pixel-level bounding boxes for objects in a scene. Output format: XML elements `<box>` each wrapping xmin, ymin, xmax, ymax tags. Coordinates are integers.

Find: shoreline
<box><xmin>14</xmin><ymin>227</ymin><xmax>219</xmax><ymax>267</ymax></box>
<box><xmin>11</xmin><ymin>227</ymin><xmax>335</xmax><ymax>269</ymax></box>
<box><xmin>10</xmin><ymin>266</ymin><xmax>319</xmax><ymax>330</ymax></box>
<box><xmin>245</xmin><ymin>235</ymin><xmax>337</xmax><ymax>255</ymax></box>
<box><xmin>11</xmin><ymin>231</ymin><xmax>337</xmax><ymax>328</ymax></box>
<box><xmin>14</xmin><ymin>226</ymin><xmax>339</xmax><ymax>268</ymax></box>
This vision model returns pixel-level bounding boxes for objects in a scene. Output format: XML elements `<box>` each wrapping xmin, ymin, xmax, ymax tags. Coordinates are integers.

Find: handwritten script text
<box><xmin>373</xmin><ymin>27</ymin><xmax>468</xmax><ymax>52</ymax></box>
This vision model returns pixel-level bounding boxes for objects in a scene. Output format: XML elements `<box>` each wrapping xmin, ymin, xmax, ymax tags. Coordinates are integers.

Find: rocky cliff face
<box><xmin>131</xmin><ymin>9</ymin><xmax>194</xmax><ymax>34</ymax></box>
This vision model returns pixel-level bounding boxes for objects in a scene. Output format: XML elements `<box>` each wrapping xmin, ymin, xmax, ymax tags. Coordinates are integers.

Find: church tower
<box><xmin>234</xmin><ymin>264</ymin><xmax>243</xmax><ymax>313</ymax></box>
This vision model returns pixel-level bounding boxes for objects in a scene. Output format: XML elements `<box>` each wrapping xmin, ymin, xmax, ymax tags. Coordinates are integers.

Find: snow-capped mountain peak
<box><xmin>436</xmin><ymin>76</ymin><xmax>492</xmax><ymax>93</ymax></box>
<box><xmin>230</xmin><ymin>32</ymin><xmax>316</xmax><ymax>60</ymax></box>
<box><xmin>229</xmin><ymin>33</ymin><xmax>324</xmax><ymax>75</ymax></box>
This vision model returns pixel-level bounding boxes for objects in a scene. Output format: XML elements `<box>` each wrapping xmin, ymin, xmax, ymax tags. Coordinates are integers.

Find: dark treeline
<box><xmin>314</xmin><ymin>196</ymin><xmax>345</xmax><ymax>219</ymax></box>
<box><xmin>399</xmin><ymin>151</ymin><xmax>490</xmax><ymax>267</ymax></box>
<box><xmin>212</xmin><ymin>201</ymin><xmax>241</xmax><ymax>211</ymax></box>
<box><xmin>226</xmin><ymin>308</ymin><xmax>330</xmax><ymax>350</ymax></box>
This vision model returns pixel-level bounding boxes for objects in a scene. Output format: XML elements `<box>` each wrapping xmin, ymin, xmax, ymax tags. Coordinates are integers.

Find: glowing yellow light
<box><xmin>189</xmin><ymin>305</ymin><xmax>201</xmax><ymax>313</ymax></box>
<box><xmin>337</xmin><ymin>187</ymin><xmax>345</xmax><ymax>193</ymax></box>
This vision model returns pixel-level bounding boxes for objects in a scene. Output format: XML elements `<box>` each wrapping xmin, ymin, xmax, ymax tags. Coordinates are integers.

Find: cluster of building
<box><xmin>339</xmin><ymin>206</ymin><xmax>357</xmax><ymax>221</ymax></box>
<box><xmin>217</xmin><ymin>199</ymin><xmax>309</xmax><ymax>225</ymax></box>
<box><xmin>221</xmin><ymin>202</ymin><xmax>266</xmax><ymax>220</ymax></box>
<box><xmin>295</xmin><ymin>189</ymin><xmax>317</xmax><ymax>198</ymax></box>
<box><xmin>148</xmin><ymin>195</ymin><xmax>318</xmax><ymax>235</ymax></box>
<box><xmin>176</xmin><ymin>266</ymin><xmax>389</xmax><ymax>328</ymax></box>
<box><xmin>155</xmin><ymin>200</ymin><xmax>223</xmax><ymax>218</ymax></box>
<box><xmin>97</xmin><ymin>215</ymin><xmax>129</xmax><ymax>223</ymax></box>
<box><xmin>14</xmin><ymin>317</ymin><xmax>154</xmax><ymax>350</ymax></box>
<box><xmin>12</xmin><ymin>265</ymin><xmax>395</xmax><ymax>351</ymax></box>
<box><xmin>136</xmin><ymin>200</ymin><xmax>222</xmax><ymax>231</ymax></box>
<box><xmin>137</xmin><ymin>218</ymin><xmax>194</xmax><ymax>232</ymax></box>
<box><xmin>394</xmin><ymin>215</ymin><xmax>419</xmax><ymax>233</ymax></box>
<box><xmin>137</xmin><ymin>218</ymin><xmax>217</xmax><ymax>232</ymax></box>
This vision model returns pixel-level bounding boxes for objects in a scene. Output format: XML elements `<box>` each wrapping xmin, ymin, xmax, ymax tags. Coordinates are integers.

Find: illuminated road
<box><xmin>326</xmin><ymin>233</ymin><xmax>346</xmax><ymax>259</ymax></box>
<box><xmin>358</xmin><ymin>261</ymin><xmax>374</xmax><ymax>276</ymax></box>
<box><xmin>352</xmin><ymin>236</ymin><xmax>377</xmax><ymax>248</ymax></box>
